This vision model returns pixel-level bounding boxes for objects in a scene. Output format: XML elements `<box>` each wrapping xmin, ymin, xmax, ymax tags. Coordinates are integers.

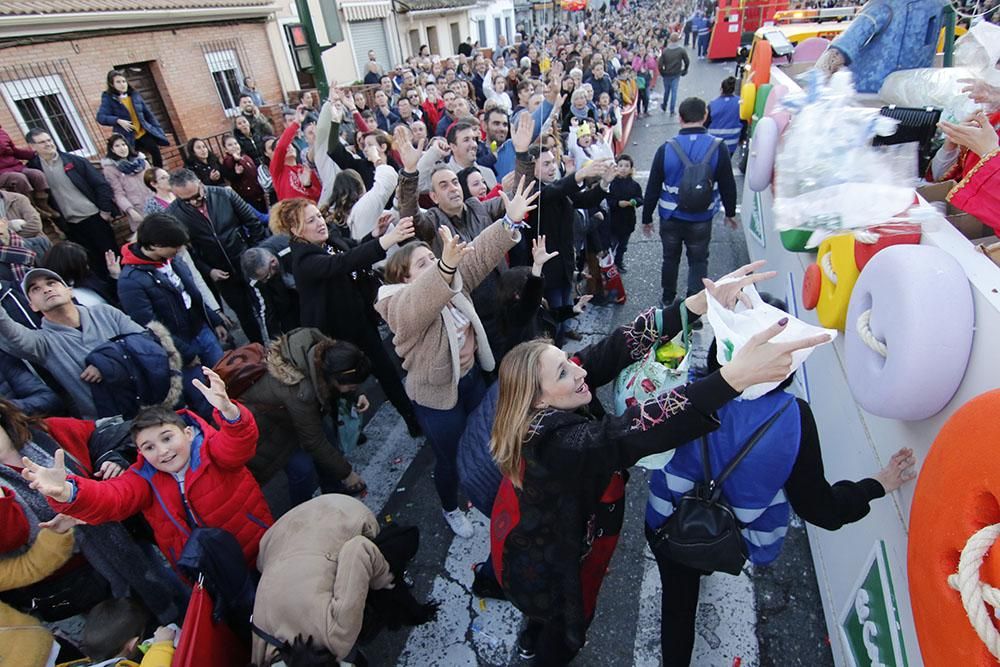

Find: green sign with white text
<box><xmin>839</xmin><ymin>541</ymin><xmax>908</xmax><ymax>667</ymax></box>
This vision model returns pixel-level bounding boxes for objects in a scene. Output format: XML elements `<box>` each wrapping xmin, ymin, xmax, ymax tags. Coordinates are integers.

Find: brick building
<box><xmin>0</xmin><ymin>0</ymin><xmax>288</xmax><ymax>167</ymax></box>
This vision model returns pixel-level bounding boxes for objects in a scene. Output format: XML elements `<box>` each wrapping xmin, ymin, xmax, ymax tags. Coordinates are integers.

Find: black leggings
<box><xmin>521</xmin><ymin>616</ymin><xmax>585</xmax><ymax>666</ymax></box>
<box><xmin>135</xmin><ymin>133</ymin><xmax>164</xmax><ymax>168</ymax></box>
<box><xmin>637</xmin><ymin>86</ymin><xmax>650</xmax><ymax>114</ymax></box>
<box><xmin>645</xmin><ymin>526</ymin><xmax>703</xmax><ymax>667</ymax></box>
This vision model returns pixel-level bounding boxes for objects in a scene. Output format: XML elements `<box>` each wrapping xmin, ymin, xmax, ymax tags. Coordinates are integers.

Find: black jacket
<box><xmin>166</xmin><ymin>186</ymin><xmax>266</xmax><ymax>278</ymax></box>
<box><xmin>185</xmin><ymin>155</ymin><xmax>225</xmax><ymax>187</ymax></box>
<box><xmin>290</xmin><ymin>229</ymin><xmax>387</xmax><ymax>345</ymax></box>
<box><xmin>26</xmin><ymin>152</ymin><xmax>118</xmax><ymax>218</ymax></box>
<box><xmin>85</xmin><ymin>330</ymin><xmax>173</xmax><ymax>419</ymax></box>
<box><xmin>513</xmin><ymin>155</ymin><xmax>608</xmax><ymax>288</ymax></box>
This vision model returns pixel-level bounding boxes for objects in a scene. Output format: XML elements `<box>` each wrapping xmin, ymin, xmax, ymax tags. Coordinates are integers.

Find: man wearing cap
<box><xmin>0</xmin><ymin>268</ymin><xmax>145</xmax><ymax>418</ymax></box>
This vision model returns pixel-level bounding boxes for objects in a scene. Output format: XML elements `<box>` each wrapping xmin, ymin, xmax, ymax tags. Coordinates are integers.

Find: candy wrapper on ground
<box><xmin>773</xmin><ymin>70</ymin><xmax>915</xmax><ymax>233</ymax></box>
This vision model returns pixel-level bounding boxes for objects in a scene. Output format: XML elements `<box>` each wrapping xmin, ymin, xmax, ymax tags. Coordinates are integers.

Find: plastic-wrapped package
<box><xmin>879</xmin><ymin>23</ymin><xmax>1000</xmax><ymax>121</ymax></box>
<box><xmin>774</xmin><ymin>70</ymin><xmax>916</xmax><ymax>232</ymax></box>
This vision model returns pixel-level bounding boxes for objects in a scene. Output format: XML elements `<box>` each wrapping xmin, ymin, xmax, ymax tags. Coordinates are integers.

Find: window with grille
<box><xmin>0</xmin><ymin>74</ymin><xmax>94</xmax><ymax>156</ymax></box>
<box><xmin>494</xmin><ymin>18</ymin><xmax>502</xmax><ymax>45</ymax></box>
<box><xmin>204</xmin><ymin>49</ymin><xmax>245</xmax><ymax>116</ymax></box>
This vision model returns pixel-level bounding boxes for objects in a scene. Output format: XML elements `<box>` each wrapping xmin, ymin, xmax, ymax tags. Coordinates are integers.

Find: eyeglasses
<box><xmin>180</xmin><ymin>190</ymin><xmax>205</xmax><ymax>203</ymax></box>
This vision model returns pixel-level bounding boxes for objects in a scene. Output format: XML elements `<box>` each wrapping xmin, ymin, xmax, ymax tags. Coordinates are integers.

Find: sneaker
<box><xmin>517</xmin><ymin>631</ymin><xmax>537</xmax><ymax>660</ymax></box>
<box><xmin>472</xmin><ymin>562</ymin><xmax>507</xmax><ymax>600</ymax></box>
<box><xmin>443</xmin><ymin>509</ymin><xmax>474</xmax><ymax>538</ymax></box>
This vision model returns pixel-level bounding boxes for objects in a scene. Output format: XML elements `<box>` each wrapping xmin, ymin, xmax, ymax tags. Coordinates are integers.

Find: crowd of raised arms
<box><xmin>0</xmin><ymin>1</ymin><xmax>921</xmax><ymax>665</ymax></box>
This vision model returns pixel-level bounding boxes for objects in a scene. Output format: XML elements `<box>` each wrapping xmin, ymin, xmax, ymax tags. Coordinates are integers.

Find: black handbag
<box><xmin>0</xmin><ymin>561</ymin><xmax>111</xmax><ymax>622</ymax></box>
<box><xmin>650</xmin><ymin>399</ymin><xmax>794</xmax><ymax>575</ymax></box>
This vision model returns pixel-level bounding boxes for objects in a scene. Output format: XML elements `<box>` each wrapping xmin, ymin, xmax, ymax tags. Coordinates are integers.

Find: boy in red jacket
<box><xmin>19</xmin><ymin>367</ymin><xmax>272</xmax><ymax>573</ymax></box>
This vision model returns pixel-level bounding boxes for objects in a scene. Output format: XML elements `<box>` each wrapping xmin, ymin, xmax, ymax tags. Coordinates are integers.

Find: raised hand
<box><xmin>438</xmin><ymin>225</ymin><xmax>474</xmax><ymax>270</ymax></box>
<box><xmin>191</xmin><ymin>366</ymin><xmax>239</xmax><ymax>420</ymax></box>
<box><xmin>373</xmin><ymin>211</ymin><xmax>395</xmax><ymax>238</ymax></box>
<box><xmin>500</xmin><ymin>175</ymin><xmax>539</xmax><ymax>223</ymax></box>
<box><xmin>381</xmin><ymin>216</ymin><xmax>415</xmax><ymax>249</ymax></box>
<box><xmin>512</xmin><ymin>112</ymin><xmax>536</xmax><ymax>153</ymax></box>
<box><xmin>721</xmin><ymin>319</ymin><xmax>832</xmax><ymax>392</ymax></box>
<box><xmin>958</xmin><ymin>77</ymin><xmax>1000</xmax><ymax>106</ymax></box>
<box><xmin>874</xmin><ymin>448</ymin><xmax>917</xmax><ymax>493</ymax></box>
<box><xmin>105</xmin><ymin>250</ymin><xmax>121</xmax><ymax>279</ymax></box>
<box><xmin>685</xmin><ymin>260</ymin><xmax>777</xmax><ymax>316</ymax></box>
<box><xmin>531</xmin><ymin>234</ymin><xmax>559</xmax><ymax>269</ymax></box>
<box><xmin>96</xmin><ymin>460</ymin><xmax>124</xmax><ymax>480</ymax></box>
<box><xmin>20</xmin><ymin>449</ymin><xmax>71</xmax><ymax>502</ymax></box>
<box><xmin>394</xmin><ymin>125</ymin><xmax>424</xmax><ymax>172</ymax></box>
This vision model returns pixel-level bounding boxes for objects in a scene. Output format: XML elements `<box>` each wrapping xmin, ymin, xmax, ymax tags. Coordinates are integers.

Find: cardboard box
<box><xmin>916</xmin><ymin>180</ymin><xmax>991</xmax><ymax>240</ymax></box>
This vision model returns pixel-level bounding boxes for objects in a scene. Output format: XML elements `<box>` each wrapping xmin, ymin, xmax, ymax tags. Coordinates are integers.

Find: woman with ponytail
<box><xmin>489</xmin><ymin>261</ymin><xmax>833</xmax><ymax>665</ymax></box>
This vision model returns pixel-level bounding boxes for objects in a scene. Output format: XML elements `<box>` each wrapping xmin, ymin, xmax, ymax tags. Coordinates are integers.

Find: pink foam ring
<box><xmin>747</xmin><ymin>116</ymin><xmax>779</xmax><ymax>193</ymax></box>
<box><xmin>769</xmin><ymin>109</ymin><xmax>792</xmax><ymax>135</ymax></box>
<box><xmin>845</xmin><ymin>245</ymin><xmax>974</xmax><ymax>421</ymax></box>
<box><xmin>763</xmin><ymin>84</ymin><xmax>788</xmax><ymax>118</ymax></box>
<box><xmin>792</xmin><ymin>37</ymin><xmax>831</xmax><ymax>64</ymax></box>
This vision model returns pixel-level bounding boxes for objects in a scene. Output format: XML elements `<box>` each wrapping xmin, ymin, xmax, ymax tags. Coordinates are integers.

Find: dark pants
<box><xmin>637</xmin><ymin>84</ymin><xmax>650</xmax><ymax>114</ymax></box>
<box><xmin>64</xmin><ymin>214</ymin><xmax>119</xmax><ymax>279</ymax></box>
<box><xmin>412</xmin><ymin>367</ymin><xmax>488</xmax><ymax>512</ymax></box>
<box><xmin>544</xmin><ymin>284</ymin><xmax>574</xmax><ymax>339</ymax></box>
<box><xmin>284</xmin><ymin>448</ymin><xmax>345</xmax><ymax>507</ymax></box>
<box><xmin>135</xmin><ymin>133</ymin><xmax>164</xmax><ymax>168</ymax></box>
<box><xmin>659</xmin><ymin>218</ymin><xmax>712</xmax><ymax>305</ymax></box>
<box><xmin>216</xmin><ymin>275</ymin><xmax>264</xmax><ymax>344</ymax></box>
<box><xmin>0</xmin><ymin>168</ymin><xmax>47</xmax><ymax>195</ymax></box>
<box><xmin>697</xmin><ymin>33</ymin><xmax>711</xmax><ymax>58</ymax></box>
<box><xmin>611</xmin><ymin>218</ymin><xmax>635</xmax><ymax>267</ymax></box>
<box><xmin>645</xmin><ymin>526</ymin><xmax>703</xmax><ymax>667</ymax></box>
<box><xmin>354</xmin><ymin>325</ymin><xmax>418</xmax><ymax>427</ymax></box>
<box><xmin>661</xmin><ymin>75</ymin><xmax>681</xmax><ymax>113</ymax></box>
<box><xmin>521</xmin><ymin>616</ymin><xmax>587</xmax><ymax>666</ymax></box>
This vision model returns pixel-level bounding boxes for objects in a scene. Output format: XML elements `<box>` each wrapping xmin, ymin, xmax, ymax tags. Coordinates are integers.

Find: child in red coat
<box><xmin>20</xmin><ymin>367</ymin><xmax>272</xmax><ymax>574</ymax></box>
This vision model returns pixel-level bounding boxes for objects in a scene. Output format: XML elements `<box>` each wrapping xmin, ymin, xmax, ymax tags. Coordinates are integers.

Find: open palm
<box><xmin>21</xmin><ymin>449</ymin><xmax>70</xmax><ymax>500</ymax></box>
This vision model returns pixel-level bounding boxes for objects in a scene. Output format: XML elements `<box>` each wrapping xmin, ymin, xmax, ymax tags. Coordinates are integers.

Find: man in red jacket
<box><xmin>19</xmin><ymin>367</ymin><xmax>272</xmax><ymax>572</ymax></box>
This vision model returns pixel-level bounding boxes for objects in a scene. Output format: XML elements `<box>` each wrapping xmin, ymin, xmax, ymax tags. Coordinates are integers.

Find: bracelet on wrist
<box><xmin>438</xmin><ymin>260</ymin><xmax>457</xmax><ymax>274</ymax></box>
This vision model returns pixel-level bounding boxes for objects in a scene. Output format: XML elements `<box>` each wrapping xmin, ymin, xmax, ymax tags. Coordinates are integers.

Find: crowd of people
<box><xmin>0</xmin><ymin>0</ymin><xmax>956</xmax><ymax>665</ymax></box>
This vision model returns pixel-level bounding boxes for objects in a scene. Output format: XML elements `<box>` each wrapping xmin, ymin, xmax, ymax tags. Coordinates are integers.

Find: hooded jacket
<box><xmin>117</xmin><ymin>243</ymin><xmax>222</xmax><ymax>364</ymax></box>
<box><xmin>240</xmin><ymin>327</ymin><xmax>355</xmax><ymax>483</ymax></box>
<box><xmin>375</xmin><ymin>219</ymin><xmax>517</xmax><ymax>410</ymax></box>
<box><xmin>50</xmin><ymin>405</ymin><xmax>271</xmax><ymax>573</ymax></box>
<box><xmin>251</xmin><ymin>494</ymin><xmax>393</xmax><ymax>665</ymax></box>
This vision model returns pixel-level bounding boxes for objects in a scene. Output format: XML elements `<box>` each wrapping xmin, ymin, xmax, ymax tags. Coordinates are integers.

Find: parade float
<box><xmin>737</xmin><ymin>10</ymin><xmax>1000</xmax><ymax>665</ymax></box>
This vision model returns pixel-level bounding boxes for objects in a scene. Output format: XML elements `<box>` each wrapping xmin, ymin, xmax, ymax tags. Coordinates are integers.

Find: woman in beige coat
<box><xmin>251</xmin><ymin>494</ymin><xmax>394</xmax><ymax>666</ymax></box>
<box><xmin>374</xmin><ymin>178</ymin><xmax>536</xmax><ymax>538</ymax></box>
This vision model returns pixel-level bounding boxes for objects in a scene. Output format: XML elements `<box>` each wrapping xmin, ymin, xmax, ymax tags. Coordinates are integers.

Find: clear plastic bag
<box><xmin>774</xmin><ymin>70</ymin><xmax>916</xmax><ymax>232</ymax></box>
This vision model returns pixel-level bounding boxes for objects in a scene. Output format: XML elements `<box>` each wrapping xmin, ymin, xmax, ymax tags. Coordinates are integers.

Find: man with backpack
<box><xmin>642</xmin><ymin>96</ymin><xmax>737</xmax><ymax>308</ymax></box>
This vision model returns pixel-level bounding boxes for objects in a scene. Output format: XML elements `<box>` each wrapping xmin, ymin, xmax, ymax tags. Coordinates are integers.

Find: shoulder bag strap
<box><xmin>709</xmin><ymin>398</ymin><xmax>796</xmax><ymax>499</ymax></box>
<box><xmin>667</xmin><ymin>138</ymin><xmax>694</xmax><ymax>168</ymax></box>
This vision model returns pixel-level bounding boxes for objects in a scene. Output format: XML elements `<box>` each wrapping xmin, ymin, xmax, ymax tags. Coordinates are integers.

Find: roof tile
<box><xmin>0</xmin><ymin>0</ymin><xmax>274</xmax><ymax>15</ymax></box>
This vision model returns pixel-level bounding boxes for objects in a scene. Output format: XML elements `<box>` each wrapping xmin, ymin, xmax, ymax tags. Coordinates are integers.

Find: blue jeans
<box><xmin>697</xmin><ymin>33</ymin><xmax>710</xmax><ymax>58</ymax></box>
<box><xmin>181</xmin><ymin>325</ymin><xmax>224</xmax><ymax>418</ymax></box>
<box><xmin>412</xmin><ymin>367</ymin><xmax>489</xmax><ymax>512</ymax></box>
<box><xmin>659</xmin><ymin>218</ymin><xmax>712</xmax><ymax>305</ymax></box>
<box><xmin>661</xmin><ymin>75</ymin><xmax>680</xmax><ymax>113</ymax></box>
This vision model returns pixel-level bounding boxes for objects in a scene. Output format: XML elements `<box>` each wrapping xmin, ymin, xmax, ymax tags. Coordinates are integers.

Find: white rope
<box><xmin>820</xmin><ymin>251</ymin><xmax>838</xmax><ymax>285</ymax></box>
<box><xmin>947</xmin><ymin>523</ymin><xmax>1000</xmax><ymax>660</ymax></box>
<box><xmin>855</xmin><ymin>310</ymin><xmax>887</xmax><ymax>357</ymax></box>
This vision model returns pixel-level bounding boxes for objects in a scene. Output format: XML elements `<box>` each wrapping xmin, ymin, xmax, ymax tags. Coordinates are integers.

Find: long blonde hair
<box><xmin>490</xmin><ymin>339</ymin><xmax>551</xmax><ymax>489</ymax></box>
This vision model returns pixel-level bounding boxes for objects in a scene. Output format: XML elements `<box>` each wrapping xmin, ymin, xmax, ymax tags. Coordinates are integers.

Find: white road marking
<box><xmin>633</xmin><ymin>543</ymin><xmax>760</xmax><ymax>666</ymax></box>
<box><xmin>349</xmin><ymin>402</ymin><xmax>423</xmax><ymax>514</ymax></box>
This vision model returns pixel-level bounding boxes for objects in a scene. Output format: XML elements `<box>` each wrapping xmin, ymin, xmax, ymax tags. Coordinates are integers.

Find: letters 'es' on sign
<box><xmin>839</xmin><ymin>540</ymin><xmax>908</xmax><ymax>667</ymax></box>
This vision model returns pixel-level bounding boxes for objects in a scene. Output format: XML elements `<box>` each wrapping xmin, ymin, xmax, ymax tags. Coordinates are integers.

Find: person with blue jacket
<box><xmin>117</xmin><ymin>213</ymin><xmax>227</xmax><ymax>417</ymax></box>
<box><xmin>96</xmin><ymin>70</ymin><xmax>169</xmax><ymax>168</ymax></box>
<box><xmin>642</xmin><ymin>97</ymin><xmax>738</xmax><ymax>307</ymax></box>
<box><xmin>706</xmin><ymin>77</ymin><xmax>743</xmax><ymax>156</ymax></box>
<box><xmin>0</xmin><ymin>348</ymin><xmax>62</xmax><ymax>415</ymax></box>
<box><xmin>645</xmin><ymin>312</ymin><xmax>917</xmax><ymax>666</ymax></box>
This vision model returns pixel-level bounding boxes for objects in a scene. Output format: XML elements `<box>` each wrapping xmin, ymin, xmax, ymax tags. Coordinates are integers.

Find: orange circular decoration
<box><xmin>802</xmin><ymin>262</ymin><xmax>821</xmax><ymax>310</ymax></box>
<box><xmin>909</xmin><ymin>389</ymin><xmax>1000</xmax><ymax>666</ymax></box>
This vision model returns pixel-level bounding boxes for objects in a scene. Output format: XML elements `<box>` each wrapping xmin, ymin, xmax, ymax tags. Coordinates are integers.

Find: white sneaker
<box><xmin>443</xmin><ymin>509</ymin><xmax>474</xmax><ymax>538</ymax></box>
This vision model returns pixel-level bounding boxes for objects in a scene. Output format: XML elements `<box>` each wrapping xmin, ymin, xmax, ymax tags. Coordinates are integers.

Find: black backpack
<box><xmin>668</xmin><ymin>136</ymin><xmax>721</xmax><ymax>213</ymax></box>
<box><xmin>649</xmin><ymin>399</ymin><xmax>794</xmax><ymax>575</ymax></box>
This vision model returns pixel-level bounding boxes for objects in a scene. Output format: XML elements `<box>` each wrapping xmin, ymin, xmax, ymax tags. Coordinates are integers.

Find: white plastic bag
<box><xmin>706</xmin><ymin>282</ymin><xmax>837</xmax><ymax>400</ymax></box>
<box><xmin>774</xmin><ymin>71</ymin><xmax>915</xmax><ymax>232</ymax></box>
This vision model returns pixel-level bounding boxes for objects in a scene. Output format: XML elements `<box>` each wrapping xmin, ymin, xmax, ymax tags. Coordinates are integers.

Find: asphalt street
<box><xmin>262</xmin><ymin>53</ymin><xmax>837</xmax><ymax>666</ymax></box>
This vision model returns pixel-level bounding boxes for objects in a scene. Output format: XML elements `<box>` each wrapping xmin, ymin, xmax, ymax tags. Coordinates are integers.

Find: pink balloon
<box><xmin>769</xmin><ymin>109</ymin><xmax>792</xmax><ymax>135</ymax></box>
